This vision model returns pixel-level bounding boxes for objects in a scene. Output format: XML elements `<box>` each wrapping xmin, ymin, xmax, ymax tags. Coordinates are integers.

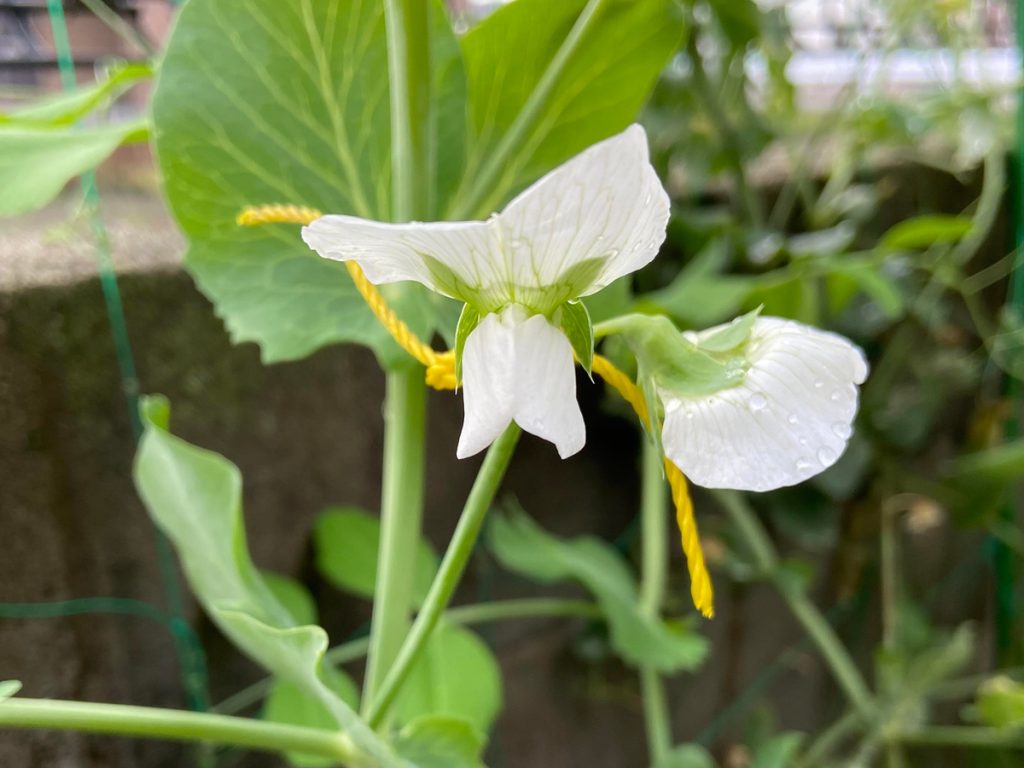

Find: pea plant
<box><xmin>1</xmin><ymin>0</ymin><xmax>1022</xmax><ymax>767</ymax></box>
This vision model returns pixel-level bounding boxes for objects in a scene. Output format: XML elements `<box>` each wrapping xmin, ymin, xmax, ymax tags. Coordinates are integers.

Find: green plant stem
<box><xmin>899</xmin><ymin>726</ymin><xmax>1024</xmax><ymax>750</ymax></box>
<box><xmin>639</xmin><ymin>439</ymin><xmax>672</xmax><ymax>763</ymax></box>
<box><xmin>212</xmin><ymin>598</ymin><xmax>599</xmax><ymax>716</ymax></box>
<box><xmin>796</xmin><ymin>709</ymin><xmax>864</xmax><ymax>768</ymax></box>
<box><xmin>78</xmin><ymin>0</ymin><xmax>157</xmax><ymax>58</ymax></box>
<box><xmin>685</xmin><ymin>34</ymin><xmax>764</xmax><ymax>229</ymax></box>
<box><xmin>0</xmin><ymin>699</ymin><xmax>360</xmax><ymax>764</ymax></box>
<box><xmin>362</xmin><ymin>0</ymin><xmax>432</xmax><ymax>720</ymax></box>
<box><xmin>715</xmin><ymin>490</ymin><xmax>875</xmax><ymax>718</ymax></box>
<box><xmin>361</xmin><ymin>370</ymin><xmax>427</xmax><ymax>717</ymax></box>
<box><xmin>450</xmin><ymin>0</ymin><xmax>609</xmax><ymax>219</ymax></box>
<box><xmin>384</xmin><ymin>0</ymin><xmax>429</xmax><ymax>221</ymax></box>
<box><xmin>365</xmin><ymin>425</ymin><xmax>521</xmax><ymax>729</ymax></box>
<box><xmin>880</xmin><ymin>503</ymin><xmax>901</xmax><ymax>653</ymax></box>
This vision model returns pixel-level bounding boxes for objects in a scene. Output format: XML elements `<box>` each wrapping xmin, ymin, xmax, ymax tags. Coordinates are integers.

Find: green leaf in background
<box><xmin>489</xmin><ymin>509</ymin><xmax>708</xmax><ymax>673</ymax></box>
<box><xmin>0</xmin><ymin>681</ymin><xmax>22</xmax><ymax>701</ymax></box>
<box><xmin>750</xmin><ymin>733</ymin><xmax>803</xmax><ymax>768</ymax></box>
<box><xmin>262</xmin><ymin>571</ymin><xmax>318</xmax><ymax>627</ymax></box>
<box><xmin>879</xmin><ymin>214</ymin><xmax>972</xmax><ymax>250</ymax></box>
<box><xmin>643</xmin><ymin>241</ymin><xmax>755</xmax><ymax>329</ymax></box>
<box><xmin>2</xmin><ymin>62</ymin><xmax>153</xmax><ymax>127</ymax></box>
<box><xmin>264</xmin><ymin>668</ymin><xmax>361</xmax><ymax>768</ymax></box>
<box><xmin>314</xmin><ymin>507</ymin><xmax>439</xmax><ymax>606</ymax></box>
<box><xmin>393</xmin><ymin>622</ymin><xmax>502</xmax><ymax>734</ymax></box>
<box><xmin>457</xmin><ymin>0</ymin><xmax>682</xmax><ymax>215</ymax></box>
<box><xmin>152</xmin><ymin>0</ymin><xmax>464</xmax><ymax>366</ymax></box>
<box><xmin>133</xmin><ymin>397</ymin><xmax>398</xmax><ymax>766</ymax></box>
<box><xmin>0</xmin><ymin>120</ymin><xmax>147</xmax><ymax>216</ymax></box>
<box><xmin>968</xmin><ymin>677</ymin><xmax>1024</xmax><ymax>729</ymax></box>
<box><xmin>394</xmin><ymin>715</ymin><xmax>485</xmax><ymax>768</ymax></box>
<box><xmin>653</xmin><ymin>744</ymin><xmax>717</xmax><ymax>768</ymax></box>
<box><xmin>557</xmin><ymin>300</ymin><xmax>594</xmax><ymax>374</ymax></box>
<box><xmin>825</xmin><ymin>259</ymin><xmax>904</xmax><ymax>320</ymax></box>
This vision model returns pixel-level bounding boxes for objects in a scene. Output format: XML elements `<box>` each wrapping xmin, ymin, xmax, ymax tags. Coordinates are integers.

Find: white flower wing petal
<box><xmin>302</xmin><ymin>215</ymin><xmax>502</xmax><ymax>300</ymax></box>
<box><xmin>457</xmin><ymin>313</ymin><xmax>517</xmax><ymax>459</ymax></box>
<box><xmin>497</xmin><ymin>124</ymin><xmax>670</xmax><ymax>299</ymax></box>
<box><xmin>512</xmin><ymin>314</ymin><xmax>586</xmax><ymax>459</ymax></box>
<box><xmin>662</xmin><ymin>318</ymin><xmax>868</xmax><ymax>492</ymax></box>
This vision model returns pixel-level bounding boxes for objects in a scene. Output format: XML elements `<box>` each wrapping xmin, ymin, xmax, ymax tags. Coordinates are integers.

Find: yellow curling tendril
<box><xmin>238</xmin><ymin>203</ymin><xmax>713</xmax><ymax>617</ymax></box>
<box><xmin>237</xmin><ymin>205</ymin><xmax>458</xmax><ymax>392</ymax></box>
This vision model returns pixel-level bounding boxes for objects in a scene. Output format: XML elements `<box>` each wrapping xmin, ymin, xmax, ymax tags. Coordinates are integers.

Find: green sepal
<box><xmin>556</xmin><ymin>300</ymin><xmax>594</xmax><ymax>376</ymax></box>
<box><xmin>696</xmin><ymin>305</ymin><xmax>762</xmax><ymax>353</ymax></box>
<box><xmin>454</xmin><ymin>304</ymin><xmax>483</xmax><ymax>384</ymax></box>
<box><xmin>640</xmin><ymin>369</ymin><xmax>665</xmax><ymax>455</ymax></box>
<box><xmin>611</xmin><ymin>314</ymin><xmax>749</xmax><ymax>398</ymax></box>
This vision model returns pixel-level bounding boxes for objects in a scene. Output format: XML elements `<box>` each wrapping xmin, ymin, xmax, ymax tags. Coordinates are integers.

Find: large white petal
<box><xmin>457</xmin><ymin>307</ymin><xmax>585</xmax><ymax>459</ymax></box>
<box><xmin>496</xmin><ymin>124</ymin><xmax>670</xmax><ymax>301</ymax></box>
<box><xmin>512</xmin><ymin>314</ymin><xmax>586</xmax><ymax>459</ymax></box>
<box><xmin>457</xmin><ymin>312</ymin><xmax>517</xmax><ymax>459</ymax></box>
<box><xmin>661</xmin><ymin>317</ymin><xmax>868</xmax><ymax>492</ymax></box>
<box><xmin>302</xmin><ymin>215</ymin><xmax>502</xmax><ymax>302</ymax></box>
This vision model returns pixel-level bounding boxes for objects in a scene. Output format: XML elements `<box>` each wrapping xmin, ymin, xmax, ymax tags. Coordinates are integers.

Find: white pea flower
<box><xmin>656</xmin><ymin>316</ymin><xmax>868</xmax><ymax>492</ymax></box>
<box><xmin>303</xmin><ymin>125</ymin><xmax>670</xmax><ymax>459</ymax></box>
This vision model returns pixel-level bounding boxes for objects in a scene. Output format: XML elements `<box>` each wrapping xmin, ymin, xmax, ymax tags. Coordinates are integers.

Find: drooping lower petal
<box><xmin>458</xmin><ymin>312</ymin><xmax>518</xmax><ymax>459</ymax></box>
<box><xmin>661</xmin><ymin>317</ymin><xmax>868</xmax><ymax>492</ymax></box>
<box><xmin>457</xmin><ymin>307</ymin><xmax>585</xmax><ymax>459</ymax></box>
<box><xmin>512</xmin><ymin>314</ymin><xmax>585</xmax><ymax>459</ymax></box>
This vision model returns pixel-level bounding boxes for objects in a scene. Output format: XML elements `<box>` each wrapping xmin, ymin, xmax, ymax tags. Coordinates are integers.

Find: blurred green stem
<box><xmin>899</xmin><ymin>726</ymin><xmax>1024</xmax><ymax>750</ymax></box>
<box><xmin>715</xmin><ymin>491</ymin><xmax>874</xmax><ymax>718</ymax></box>
<box><xmin>0</xmin><ymin>699</ymin><xmax>361</xmax><ymax>765</ymax></box>
<box><xmin>362</xmin><ymin>0</ymin><xmax>431</xmax><ymax>723</ymax></box>
<box><xmin>685</xmin><ymin>34</ymin><xmax>764</xmax><ymax>228</ymax></box>
<box><xmin>640</xmin><ymin>439</ymin><xmax>672</xmax><ymax>763</ymax></box>
<box><xmin>365</xmin><ymin>425</ymin><xmax>521</xmax><ymax>729</ymax></box>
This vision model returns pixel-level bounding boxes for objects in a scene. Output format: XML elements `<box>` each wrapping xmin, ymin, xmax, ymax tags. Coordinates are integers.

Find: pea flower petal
<box><xmin>459</xmin><ymin>306</ymin><xmax>584</xmax><ymax>459</ymax></box>
<box><xmin>301</xmin><ymin>124</ymin><xmax>669</xmax><ymax>314</ymax></box>
<box><xmin>661</xmin><ymin>317</ymin><xmax>868</xmax><ymax>492</ymax></box>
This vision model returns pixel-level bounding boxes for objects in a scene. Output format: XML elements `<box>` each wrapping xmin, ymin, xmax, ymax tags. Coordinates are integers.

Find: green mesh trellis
<box><xmin>0</xmin><ymin>0</ymin><xmax>211</xmax><ymax>713</ymax></box>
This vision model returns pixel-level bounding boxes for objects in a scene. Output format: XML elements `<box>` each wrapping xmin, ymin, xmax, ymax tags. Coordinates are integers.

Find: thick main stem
<box><xmin>362</xmin><ymin>369</ymin><xmax>427</xmax><ymax>715</ymax></box>
<box><xmin>0</xmin><ymin>699</ymin><xmax>360</xmax><ymax>764</ymax></box>
<box><xmin>366</xmin><ymin>425</ymin><xmax>521</xmax><ymax>728</ymax></box>
<box><xmin>715</xmin><ymin>491</ymin><xmax>874</xmax><ymax>718</ymax></box>
<box><xmin>639</xmin><ymin>439</ymin><xmax>672</xmax><ymax>763</ymax></box>
<box><xmin>361</xmin><ymin>0</ymin><xmax>432</xmax><ymax>720</ymax></box>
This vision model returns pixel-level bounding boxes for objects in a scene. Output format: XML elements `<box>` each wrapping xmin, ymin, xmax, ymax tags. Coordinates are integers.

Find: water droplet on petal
<box><xmin>749</xmin><ymin>392</ymin><xmax>768</xmax><ymax>411</ymax></box>
<box><xmin>832</xmin><ymin>422</ymin><xmax>852</xmax><ymax>439</ymax></box>
<box><xmin>818</xmin><ymin>447</ymin><xmax>837</xmax><ymax>466</ymax></box>
<box><xmin>686</xmin><ymin>409</ymin><xmax>696</xmax><ymax>420</ymax></box>
<box><xmin>796</xmin><ymin>459</ymin><xmax>812</xmax><ymax>472</ymax></box>
<box><xmin>814</xmin><ymin>380</ymin><xmax>825</xmax><ymax>389</ymax></box>
<box><xmin>644</xmin><ymin>193</ymin><xmax>652</xmax><ymax>205</ymax></box>
<box><xmin>830</xmin><ymin>390</ymin><xmax>843</xmax><ymax>402</ymax></box>
<box><xmin>787</xmin><ymin>414</ymin><xmax>799</xmax><ymax>425</ymax></box>
<box><xmin>799</xmin><ymin>437</ymin><xmax>808</xmax><ymax>446</ymax></box>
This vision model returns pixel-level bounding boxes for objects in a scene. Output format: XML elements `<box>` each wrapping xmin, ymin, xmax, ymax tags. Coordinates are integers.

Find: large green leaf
<box><xmin>394</xmin><ymin>716</ymin><xmax>484</xmax><ymax>768</ymax></box>
<box><xmin>133</xmin><ymin>396</ymin><xmax>398</xmax><ymax>767</ymax></box>
<box><xmin>393</xmin><ymin>622</ymin><xmax>502</xmax><ymax>734</ymax></box>
<box><xmin>0</xmin><ymin>121</ymin><xmax>147</xmax><ymax>216</ymax></box>
<box><xmin>314</xmin><ymin>507</ymin><xmax>439</xmax><ymax>606</ymax></box>
<box><xmin>456</xmin><ymin>0</ymin><xmax>682</xmax><ymax>215</ymax></box>
<box><xmin>489</xmin><ymin>509</ymin><xmax>708</xmax><ymax>673</ymax></box>
<box><xmin>880</xmin><ymin>214</ymin><xmax>972</xmax><ymax>251</ymax></box>
<box><xmin>152</xmin><ymin>0</ymin><xmax>464</xmax><ymax>365</ymax></box>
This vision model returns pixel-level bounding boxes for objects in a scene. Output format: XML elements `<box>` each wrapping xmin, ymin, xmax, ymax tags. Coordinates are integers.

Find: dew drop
<box><xmin>817</xmin><ymin>447</ymin><xmax>837</xmax><ymax>466</ymax></box>
<box><xmin>644</xmin><ymin>193</ymin><xmax>652</xmax><ymax>205</ymax></box>
<box><xmin>686</xmin><ymin>409</ymin><xmax>696</xmax><ymax>420</ymax></box>
<box><xmin>787</xmin><ymin>414</ymin><xmax>799</xmax><ymax>425</ymax></box>
<box><xmin>814</xmin><ymin>380</ymin><xmax>825</xmax><ymax>389</ymax></box>
<box><xmin>830</xmin><ymin>389</ymin><xmax>844</xmax><ymax>402</ymax></box>
<box><xmin>799</xmin><ymin>437</ymin><xmax>808</xmax><ymax>446</ymax></box>
<box><xmin>796</xmin><ymin>459</ymin><xmax>812</xmax><ymax>472</ymax></box>
<box><xmin>748</xmin><ymin>392</ymin><xmax>768</xmax><ymax>411</ymax></box>
<box><xmin>832</xmin><ymin>422</ymin><xmax>852</xmax><ymax>439</ymax></box>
